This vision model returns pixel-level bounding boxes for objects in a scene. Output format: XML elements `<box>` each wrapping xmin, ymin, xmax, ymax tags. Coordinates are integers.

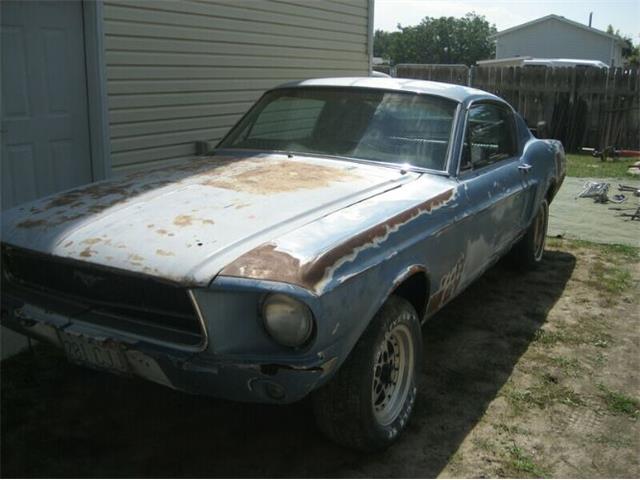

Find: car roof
<box><xmin>273</xmin><ymin>77</ymin><xmax>500</xmax><ymax>104</ymax></box>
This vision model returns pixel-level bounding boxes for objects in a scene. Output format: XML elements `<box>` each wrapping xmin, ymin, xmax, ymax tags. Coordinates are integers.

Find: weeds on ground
<box><xmin>587</xmin><ymin>432</ymin><xmax>634</xmax><ymax>448</ymax></box>
<box><xmin>546</xmin><ymin>238</ymin><xmax>639</xmax><ymax>261</ymax></box>
<box><xmin>506</xmin><ymin>444</ymin><xmax>550</xmax><ymax>478</ymax></box>
<box><xmin>547</xmin><ymin>356</ymin><xmax>585</xmax><ymax>377</ymax></box>
<box><xmin>597</xmin><ymin>384</ymin><xmax>640</xmax><ymax>419</ymax></box>
<box><xmin>547</xmin><ymin>238</ymin><xmax>637</xmax><ymax>307</ymax></box>
<box><xmin>504</xmin><ymin>373</ymin><xmax>586</xmax><ymax>413</ymax></box>
<box><xmin>493</xmin><ymin>422</ymin><xmax>530</xmax><ymax>436</ymax></box>
<box><xmin>533</xmin><ymin>323</ymin><xmax>613</xmax><ymax>348</ymax></box>
<box><xmin>471</xmin><ymin>436</ymin><xmax>496</xmax><ymax>453</ymax></box>
<box><xmin>588</xmin><ymin>261</ymin><xmax>633</xmax><ymax>296</ymax></box>
<box><xmin>566</xmin><ymin>153</ymin><xmax>637</xmax><ymax>178</ymax></box>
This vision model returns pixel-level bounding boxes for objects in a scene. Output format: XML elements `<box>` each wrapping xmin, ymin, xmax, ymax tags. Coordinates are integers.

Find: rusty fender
<box><xmin>221</xmin><ymin>188</ymin><xmax>455</xmax><ymax>293</ymax></box>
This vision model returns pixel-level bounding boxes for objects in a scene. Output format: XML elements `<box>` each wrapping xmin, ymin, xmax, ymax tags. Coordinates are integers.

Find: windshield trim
<box><xmin>216</xmin><ymin>87</ymin><xmax>460</xmax><ymax>175</ymax></box>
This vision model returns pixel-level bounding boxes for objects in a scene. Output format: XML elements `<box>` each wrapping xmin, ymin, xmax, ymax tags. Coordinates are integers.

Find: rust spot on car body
<box><xmin>81</xmin><ymin>238</ymin><xmax>102</xmax><ymax>246</ymax></box>
<box><xmin>220</xmin><ymin>243</ymin><xmax>301</xmax><ymax>280</ymax></box>
<box><xmin>45</xmin><ymin>193</ymin><xmax>83</xmax><ymax>209</ymax></box>
<box><xmin>173</xmin><ymin>215</ymin><xmax>193</xmax><ymax>227</ymax></box>
<box><xmin>201</xmin><ymin>161</ymin><xmax>358</xmax><ymax>195</ymax></box>
<box><xmin>79</xmin><ymin>247</ymin><xmax>95</xmax><ymax>258</ymax></box>
<box><xmin>57</xmin><ymin>214</ymin><xmax>85</xmax><ymax>223</ymax></box>
<box><xmin>221</xmin><ymin>189</ymin><xmax>455</xmax><ymax>292</ymax></box>
<box><xmin>44</xmin><ymin>183</ymin><xmax>137</xmax><ymax>212</ymax></box>
<box><xmin>173</xmin><ymin>215</ymin><xmax>214</xmax><ymax>227</ymax></box>
<box><xmin>156</xmin><ymin>249</ymin><xmax>175</xmax><ymax>256</ymax></box>
<box><xmin>16</xmin><ymin>219</ymin><xmax>47</xmax><ymax>229</ymax></box>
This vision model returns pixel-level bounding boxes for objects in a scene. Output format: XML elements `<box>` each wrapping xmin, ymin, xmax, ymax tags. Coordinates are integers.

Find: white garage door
<box><xmin>1</xmin><ymin>0</ymin><xmax>93</xmax><ymax>210</ymax></box>
<box><xmin>1</xmin><ymin>0</ymin><xmax>95</xmax><ymax>359</ymax></box>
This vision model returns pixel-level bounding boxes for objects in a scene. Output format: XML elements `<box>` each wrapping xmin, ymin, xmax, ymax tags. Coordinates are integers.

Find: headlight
<box><xmin>262</xmin><ymin>293</ymin><xmax>313</xmax><ymax>347</ymax></box>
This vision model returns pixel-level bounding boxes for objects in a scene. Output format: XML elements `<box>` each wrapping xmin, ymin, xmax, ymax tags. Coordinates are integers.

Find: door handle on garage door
<box><xmin>518</xmin><ymin>163</ymin><xmax>532</xmax><ymax>173</ymax></box>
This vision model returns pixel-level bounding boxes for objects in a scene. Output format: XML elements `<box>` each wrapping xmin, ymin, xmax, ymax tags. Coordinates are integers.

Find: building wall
<box><xmin>495</xmin><ymin>17</ymin><xmax>622</xmax><ymax>66</ymax></box>
<box><xmin>103</xmin><ymin>0</ymin><xmax>372</xmax><ymax>175</ymax></box>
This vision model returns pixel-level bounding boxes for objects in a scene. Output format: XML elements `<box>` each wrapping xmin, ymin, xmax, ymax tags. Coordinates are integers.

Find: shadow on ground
<box><xmin>1</xmin><ymin>250</ymin><xmax>576</xmax><ymax>478</ymax></box>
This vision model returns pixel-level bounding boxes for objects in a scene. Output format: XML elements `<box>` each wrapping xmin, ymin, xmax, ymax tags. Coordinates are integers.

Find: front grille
<box><xmin>1</xmin><ymin>244</ymin><xmax>205</xmax><ymax>348</ymax></box>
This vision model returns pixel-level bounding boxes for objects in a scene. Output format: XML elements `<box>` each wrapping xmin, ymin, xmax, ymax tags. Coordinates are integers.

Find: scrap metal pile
<box><xmin>577</xmin><ymin>182</ymin><xmax>640</xmax><ymax>221</ymax></box>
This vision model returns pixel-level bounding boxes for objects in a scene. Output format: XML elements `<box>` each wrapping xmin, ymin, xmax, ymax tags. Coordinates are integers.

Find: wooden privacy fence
<box><xmin>394</xmin><ymin>64</ymin><xmax>640</xmax><ymax>152</ymax></box>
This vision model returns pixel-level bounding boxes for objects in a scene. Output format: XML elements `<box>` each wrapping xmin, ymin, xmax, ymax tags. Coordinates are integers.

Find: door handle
<box><xmin>518</xmin><ymin>163</ymin><xmax>532</xmax><ymax>173</ymax></box>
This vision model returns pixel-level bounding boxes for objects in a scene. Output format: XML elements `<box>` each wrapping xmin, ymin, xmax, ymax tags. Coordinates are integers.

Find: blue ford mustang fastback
<box><xmin>1</xmin><ymin>77</ymin><xmax>565</xmax><ymax>450</ymax></box>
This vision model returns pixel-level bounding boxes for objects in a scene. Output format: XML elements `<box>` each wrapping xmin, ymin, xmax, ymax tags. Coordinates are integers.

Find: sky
<box><xmin>374</xmin><ymin>0</ymin><xmax>640</xmax><ymax>42</ymax></box>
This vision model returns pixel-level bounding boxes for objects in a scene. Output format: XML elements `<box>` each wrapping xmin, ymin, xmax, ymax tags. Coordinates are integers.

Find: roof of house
<box><xmin>489</xmin><ymin>14</ymin><xmax>623</xmax><ymax>44</ymax></box>
<box><xmin>477</xmin><ymin>56</ymin><xmax>610</xmax><ymax>68</ymax></box>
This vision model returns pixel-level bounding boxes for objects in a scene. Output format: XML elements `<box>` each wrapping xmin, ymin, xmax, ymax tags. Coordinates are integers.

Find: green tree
<box><xmin>373</xmin><ymin>13</ymin><xmax>496</xmax><ymax>65</ymax></box>
<box><xmin>607</xmin><ymin>25</ymin><xmax>639</xmax><ymax>66</ymax></box>
<box><xmin>373</xmin><ymin>29</ymin><xmax>395</xmax><ymax>59</ymax></box>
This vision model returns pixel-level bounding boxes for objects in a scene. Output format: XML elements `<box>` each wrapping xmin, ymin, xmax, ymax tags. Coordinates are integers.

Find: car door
<box><xmin>456</xmin><ymin>101</ymin><xmax>529</xmax><ymax>279</ymax></box>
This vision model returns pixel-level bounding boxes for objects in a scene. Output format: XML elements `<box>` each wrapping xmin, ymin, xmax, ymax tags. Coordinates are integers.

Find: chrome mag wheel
<box><xmin>371</xmin><ymin>323</ymin><xmax>415</xmax><ymax>426</ymax></box>
<box><xmin>533</xmin><ymin>203</ymin><xmax>548</xmax><ymax>261</ymax></box>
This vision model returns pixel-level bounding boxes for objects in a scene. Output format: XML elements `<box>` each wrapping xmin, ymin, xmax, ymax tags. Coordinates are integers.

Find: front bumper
<box><xmin>1</xmin><ymin>296</ymin><xmax>336</xmax><ymax>404</ymax></box>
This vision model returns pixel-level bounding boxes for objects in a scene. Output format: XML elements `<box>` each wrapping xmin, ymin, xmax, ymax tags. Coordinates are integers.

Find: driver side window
<box><xmin>461</xmin><ymin>103</ymin><xmax>516</xmax><ymax>170</ymax></box>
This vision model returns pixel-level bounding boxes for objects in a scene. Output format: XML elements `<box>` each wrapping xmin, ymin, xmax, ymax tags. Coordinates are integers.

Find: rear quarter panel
<box><xmin>521</xmin><ymin>138</ymin><xmax>566</xmax><ymax>225</ymax></box>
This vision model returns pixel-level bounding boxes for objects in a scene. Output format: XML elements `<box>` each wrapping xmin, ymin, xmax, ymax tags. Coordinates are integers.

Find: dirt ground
<box><xmin>1</xmin><ymin>238</ymin><xmax>638</xmax><ymax>478</ymax></box>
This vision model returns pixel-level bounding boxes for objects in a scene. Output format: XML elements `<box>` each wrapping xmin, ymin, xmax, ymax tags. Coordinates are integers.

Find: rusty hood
<box><xmin>1</xmin><ymin>153</ymin><xmax>419</xmax><ymax>286</ymax></box>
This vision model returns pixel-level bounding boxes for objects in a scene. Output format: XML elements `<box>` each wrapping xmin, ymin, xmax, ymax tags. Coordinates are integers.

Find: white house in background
<box><xmin>0</xmin><ymin>0</ymin><xmax>373</xmax><ymax>358</ymax></box>
<box><xmin>487</xmin><ymin>14</ymin><xmax>624</xmax><ymax>67</ymax></box>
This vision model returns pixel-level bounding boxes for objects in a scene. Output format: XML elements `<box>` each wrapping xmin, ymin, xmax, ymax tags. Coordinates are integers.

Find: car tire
<box><xmin>312</xmin><ymin>295</ymin><xmax>422</xmax><ymax>452</ymax></box>
<box><xmin>510</xmin><ymin>198</ymin><xmax>549</xmax><ymax>269</ymax></box>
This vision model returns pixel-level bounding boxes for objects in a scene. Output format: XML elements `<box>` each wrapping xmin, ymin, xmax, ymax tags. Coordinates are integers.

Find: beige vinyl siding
<box><xmin>103</xmin><ymin>0</ymin><xmax>371</xmax><ymax>174</ymax></box>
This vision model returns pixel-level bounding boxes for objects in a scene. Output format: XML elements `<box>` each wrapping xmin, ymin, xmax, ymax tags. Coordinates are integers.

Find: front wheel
<box><xmin>510</xmin><ymin>198</ymin><xmax>549</xmax><ymax>269</ymax></box>
<box><xmin>312</xmin><ymin>296</ymin><xmax>422</xmax><ymax>451</ymax></box>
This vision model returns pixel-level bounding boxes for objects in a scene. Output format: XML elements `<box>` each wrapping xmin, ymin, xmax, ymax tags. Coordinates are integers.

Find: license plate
<box><xmin>60</xmin><ymin>334</ymin><xmax>130</xmax><ymax>374</ymax></box>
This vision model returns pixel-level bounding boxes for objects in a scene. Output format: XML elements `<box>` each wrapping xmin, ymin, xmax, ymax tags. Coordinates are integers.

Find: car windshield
<box><xmin>218</xmin><ymin>88</ymin><xmax>458</xmax><ymax>171</ymax></box>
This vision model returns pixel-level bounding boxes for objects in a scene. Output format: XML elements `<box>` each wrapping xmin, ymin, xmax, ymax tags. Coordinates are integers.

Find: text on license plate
<box><xmin>61</xmin><ymin>334</ymin><xmax>130</xmax><ymax>374</ymax></box>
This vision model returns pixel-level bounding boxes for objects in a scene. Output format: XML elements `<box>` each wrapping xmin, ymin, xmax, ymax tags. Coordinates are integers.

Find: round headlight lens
<box><xmin>262</xmin><ymin>294</ymin><xmax>313</xmax><ymax>347</ymax></box>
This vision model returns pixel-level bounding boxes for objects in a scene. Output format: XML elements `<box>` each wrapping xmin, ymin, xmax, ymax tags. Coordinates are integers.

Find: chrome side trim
<box><xmin>188</xmin><ymin>289</ymin><xmax>210</xmax><ymax>352</ymax></box>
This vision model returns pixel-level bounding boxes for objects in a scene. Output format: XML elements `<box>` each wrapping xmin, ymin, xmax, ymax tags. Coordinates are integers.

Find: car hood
<box><xmin>1</xmin><ymin>153</ymin><xmax>419</xmax><ymax>286</ymax></box>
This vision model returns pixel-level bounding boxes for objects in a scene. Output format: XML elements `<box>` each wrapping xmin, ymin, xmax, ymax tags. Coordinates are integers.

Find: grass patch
<box><xmin>547</xmin><ymin>356</ymin><xmax>585</xmax><ymax>377</ymax></box>
<box><xmin>504</xmin><ymin>374</ymin><xmax>586</xmax><ymax>413</ymax></box>
<box><xmin>597</xmin><ymin>384</ymin><xmax>640</xmax><ymax>419</ymax></box>
<box><xmin>472</xmin><ymin>437</ymin><xmax>496</xmax><ymax>452</ymax></box>
<box><xmin>587</xmin><ymin>433</ymin><xmax>634</xmax><ymax>448</ymax></box>
<box><xmin>494</xmin><ymin>422</ymin><xmax>530</xmax><ymax>436</ymax></box>
<box><xmin>566</xmin><ymin>153</ymin><xmax>637</xmax><ymax>178</ymax></box>
<box><xmin>590</xmin><ymin>352</ymin><xmax>608</xmax><ymax>367</ymax></box>
<box><xmin>547</xmin><ymin>237</ymin><xmax>640</xmax><ymax>262</ymax></box>
<box><xmin>547</xmin><ymin>238</ymin><xmax>637</xmax><ymax>305</ymax></box>
<box><xmin>533</xmin><ymin>325</ymin><xmax>612</xmax><ymax>348</ymax></box>
<box><xmin>506</xmin><ymin>444</ymin><xmax>550</xmax><ymax>478</ymax></box>
<box><xmin>593</xmin><ymin>243</ymin><xmax>640</xmax><ymax>261</ymax></box>
<box><xmin>533</xmin><ymin>329</ymin><xmax>568</xmax><ymax>346</ymax></box>
<box><xmin>588</xmin><ymin>261</ymin><xmax>633</xmax><ymax>295</ymax></box>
